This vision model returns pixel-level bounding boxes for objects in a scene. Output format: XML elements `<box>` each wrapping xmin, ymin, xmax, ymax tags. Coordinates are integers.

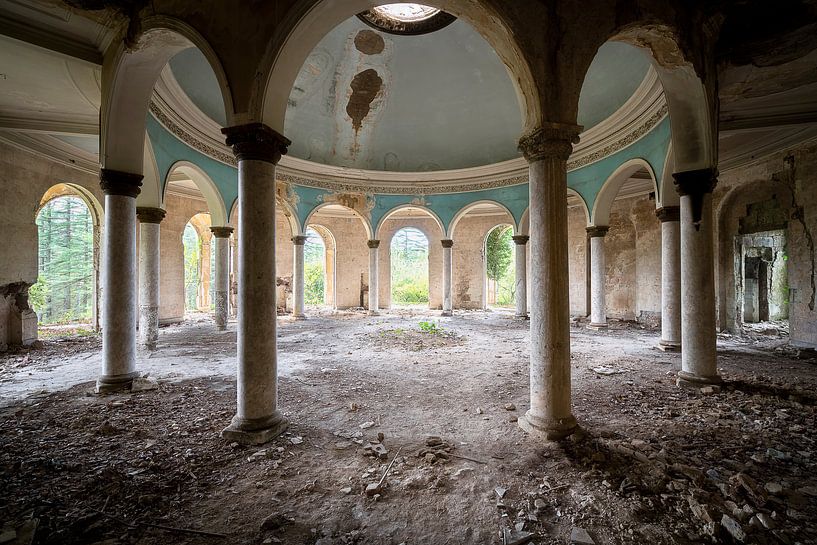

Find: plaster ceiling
<box><xmin>169</xmin><ymin>17</ymin><xmax>651</xmax><ymax>172</ymax></box>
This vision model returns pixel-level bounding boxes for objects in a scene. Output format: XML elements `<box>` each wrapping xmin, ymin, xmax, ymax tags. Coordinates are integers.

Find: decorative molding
<box><xmin>511</xmin><ymin>235</ymin><xmax>529</xmax><ymax>245</ymax></box>
<box><xmin>440</xmin><ymin>239</ymin><xmax>454</xmax><ymax>248</ymax></box>
<box><xmin>136</xmin><ymin>206</ymin><xmax>166</xmax><ymax>224</ymax></box>
<box><xmin>0</xmin><ymin>130</ymin><xmax>99</xmax><ymax>175</ymax></box>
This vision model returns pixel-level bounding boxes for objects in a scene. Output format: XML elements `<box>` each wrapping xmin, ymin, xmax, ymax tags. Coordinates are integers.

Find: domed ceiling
<box><xmin>168</xmin><ymin>14</ymin><xmax>651</xmax><ymax>172</ymax></box>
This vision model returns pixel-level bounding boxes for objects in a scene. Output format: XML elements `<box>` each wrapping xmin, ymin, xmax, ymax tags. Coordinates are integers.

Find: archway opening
<box><xmin>390</xmin><ymin>227</ymin><xmax>429</xmax><ymax>307</ymax></box>
<box><xmin>485</xmin><ymin>225</ymin><xmax>515</xmax><ymax>309</ymax></box>
<box><xmin>182</xmin><ymin>213</ymin><xmax>214</xmax><ymax>315</ymax></box>
<box><xmin>32</xmin><ymin>196</ymin><xmax>95</xmax><ymax>329</ymax></box>
<box><xmin>739</xmin><ymin>230</ymin><xmax>789</xmax><ymax>328</ymax></box>
<box><xmin>304</xmin><ymin>227</ymin><xmax>327</xmax><ymax>307</ymax></box>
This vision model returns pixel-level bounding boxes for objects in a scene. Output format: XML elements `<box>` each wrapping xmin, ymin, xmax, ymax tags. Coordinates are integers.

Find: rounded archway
<box><xmin>390</xmin><ymin>227</ymin><xmax>430</xmax><ymax>308</ymax></box>
<box><xmin>304</xmin><ymin>225</ymin><xmax>337</xmax><ymax>309</ymax></box>
<box><xmin>484</xmin><ymin>224</ymin><xmax>516</xmax><ymax>310</ymax></box>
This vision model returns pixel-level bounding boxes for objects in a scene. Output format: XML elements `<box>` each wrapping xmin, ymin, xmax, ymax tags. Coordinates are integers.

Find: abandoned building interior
<box><xmin>1</xmin><ymin>1</ymin><xmax>817</xmax><ymax>544</ymax></box>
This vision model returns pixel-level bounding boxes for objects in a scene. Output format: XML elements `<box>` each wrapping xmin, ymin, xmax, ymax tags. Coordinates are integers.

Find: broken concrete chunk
<box><xmin>365</xmin><ymin>483</ymin><xmax>381</xmax><ymax>496</ymax></box>
<box><xmin>289</xmin><ymin>436</ymin><xmax>303</xmax><ymax>445</ymax></box>
<box><xmin>426</xmin><ymin>436</ymin><xmax>444</xmax><ymax>447</ymax></box>
<box><xmin>359</xmin><ymin>421</ymin><xmax>375</xmax><ymax>429</ymax></box>
<box><xmin>130</xmin><ymin>376</ymin><xmax>159</xmax><ymax>392</ymax></box>
<box><xmin>721</xmin><ymin>515</ymin><xmax>746</xmax><ymax>542</ymax></box>
<box><xmin>340</xmin><ymin>486</ymin><xmax>352</xmax><ymax>495</ymax></box>
<box><xmin>570</xmin><ymin>527</ymin><xmax>595</xmax><ymax>544</ymax></box>
<box><xmin>504</xmin><ymin>403</ymin><xmax>516</xmax><ymax>411</ymax></box>
<box><xmin>502</xmin><ymin>528</ymin><xmax>534</xmax><ymax>545</ymax></box>
<box><xmin>495</xmin><ymin>486</ymin><xmax>507</xmax><ymax>499</ymax></box>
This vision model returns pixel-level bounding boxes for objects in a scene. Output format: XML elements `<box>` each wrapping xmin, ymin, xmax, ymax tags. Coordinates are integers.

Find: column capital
<box><xmin>440</xmin><ymin>239</ymin><xmax>454</xmax><ymax>248</ymax></box>
<box><xmin>586</xmin><ymin>226</ymin><xmax>609</xmax><ymax>238</ymax></box>
<box><xmin>291</xmin><ymin>235</ymin><xmax>307</xmax><ymax>245</ymax></box>
<box><xmin>511</xmin><ymin>234</ymin><xmax>529</xmax><ymax>245</ymax></box>
<box><xmin>367</xmin><ymin>239</ymin><xmax>380</xmax><ymax>249</ymax></box>
<box><xmin>136</xmin><ymin>206</ymin><xmax>165</xmax><ymax>224</ymax></box>
<box><xmin>673</xmin><ymin>168</ymin><xmax>718</xmax><ymax>227</ymax></box>
<box><xmin>100</xmin><ymin>169</ymin><xmax>142</xmax><ymax>197</ymax></box>
<box><xmin>210</xmin><ymin>226</ymin><xmax>234</xmax><ymax>238</ymax></box>
<box><xmin>517</xmin><ymin>122</ymin><xmax>583</xmax><ymax>162</ymax></box>
<box><xmin>222</xmin><ymin>123</ymin><xmax>291</xmax><ymax>164</ymax></box>
<box><xmin>655</xmin><ymin>206</ymin><xmax>680</xmax><ymax>223</ymax></box>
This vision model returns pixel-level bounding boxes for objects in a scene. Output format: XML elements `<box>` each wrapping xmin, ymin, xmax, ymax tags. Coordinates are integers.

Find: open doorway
<box><xmin>390</xmin><ymin>227</ymin><xmax>429</xmax><ymax>307</ymax></box>
<box><xmin>740</xmin><ymin>230</ymin><xmax>788</xmax><ymax>325</ymax></box>
<box><xmin>484</xmin><ymin>224</ymin><xmax>515</xmax><ymax>309</ymax></box>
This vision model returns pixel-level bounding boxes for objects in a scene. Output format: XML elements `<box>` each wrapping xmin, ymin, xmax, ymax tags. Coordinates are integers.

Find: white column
<box><xmin>97</xmin><ymin>169</ymin><xmax>142</xmax><ymax>393</ymax></box>
<box><xmin>512</xmin><ymin>235</ymin><xmax>529</xmax><ymax>318</ymax></box>
<box><xmin>674</xmin><ymin>169</ymin><xmax>720</xmax><ymax>387</ymax></box>
<box><xmin>211</xmin><ymin>226</ymin><xmax>233</xmax><ymax>330</ymax></box>
<box><xmin>221</xmin><ymin>123</ymin><xmax>291</xmax><ymax>444</ymax></box>
<box><xmin>518</xmin><ymin>123</ymin><xmax>581</xmax><ymax>440</ymax></box>
<box><xmin>656</xmin><ymin>207</ymin><xmax>681</xmax><ymax>350</ymax></box>
<box><xmin>587</xmin><ymin>226</ymin><xmax>609</xmax><ymax>329</ymax></box>
<box><xmin>292</xmin><ymin>234</ymin><xmax>306</xmax><ymax>319</ymax></box>
<box><xmin>441</xmin><ymin>239</ymin><xmax>453</xmax><ymax>316</ymax></box>
<box><xmin>136</xmin><ymin>207</ymin><xmax>165</xmax><ymax>350</ymax></box>
<box><xmin>368</xmin><ymin>239</ymin><xmax>380</xmax><ymax>315</ymax></box>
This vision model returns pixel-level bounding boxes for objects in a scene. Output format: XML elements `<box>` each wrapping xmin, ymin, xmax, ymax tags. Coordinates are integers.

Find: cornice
<box><xmin>0</xmin><ymin>130</ymin><xmax>99</xmax><ymax>175</ymax></box>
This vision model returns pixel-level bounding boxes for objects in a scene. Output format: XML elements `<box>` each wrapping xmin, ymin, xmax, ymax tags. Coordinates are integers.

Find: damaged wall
<box><xmin>452</xmin><ymin>214</ymin><xmax>515</xmax><ymax>310</ymax></box>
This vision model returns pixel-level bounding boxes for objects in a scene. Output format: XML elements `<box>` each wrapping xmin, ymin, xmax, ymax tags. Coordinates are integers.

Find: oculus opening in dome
<box><xmin>358</xmin><ymin>3</ymin><xmax>456</xmax><ymax>35</ymax></box>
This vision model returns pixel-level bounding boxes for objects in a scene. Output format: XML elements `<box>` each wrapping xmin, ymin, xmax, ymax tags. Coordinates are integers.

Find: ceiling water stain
<box><xmin>354</xmin><ymin>30</ymin><xmax>385</xmax><ymax>55</ymax></box>
<box><xmin>346</xmin><ymin>69</ymin><xmax>383</xmax><ymax>133</ymax></box>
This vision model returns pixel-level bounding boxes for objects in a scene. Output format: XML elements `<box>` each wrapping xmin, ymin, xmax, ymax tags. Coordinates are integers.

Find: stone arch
<box><xmin>482</xmin><ymin>223</ymin><xmax>516</xmax><ymax>310</ymax></box>
<box><xmin>375</xmin><ymin>205</ymin><xmax>444</xmax><ymax>241</ymax></box>
<box><xmin>658</xmin><ymin>144</ymin><xmax>679</xmax><ymax>208</ymax></box>
<box><xmin>305</xmin><ymin>203</ymin><xmax>373</xmax><ymax>240</ymax></box>
<box><xmin>304</xmin><ymin>223</ymin><xmax>337</xmax><ymax>308</ymax></box>
<box><xmin>256</xmin><ymin>0</ymin><xmax>540</xmax><ymax>134</ymax></box>
<box><xmin>591</xmin><ymin>158</ymin><xmax>658</xmax><ymax>226</ymax></box>
<box><xmin>100</xmin><ymin>16</ymin><xmax>233</xmax><ymax>178</ymax></box>
<box><xmin>448</xmin><ymin>200</ymin><xmax>516</xmax><ymax>239</ymax></box>
<box><xmin>165</xmin><ymin>161</ymin><xmax>229</xmax><ymax>226</ymax></box>
<box><xmin>184</xmin><ymin>212</ymin><xmax>214</xmax><ymax>312</ymax></box>
<box><xmin>518</xmin><ymin>188</ymin><xmax>590</xmax><ymax>235</ymax></box>
<box><xmin>228</xmin><ymin>197</ymin><xmax>301</xmax><ymax>237</ymax></box>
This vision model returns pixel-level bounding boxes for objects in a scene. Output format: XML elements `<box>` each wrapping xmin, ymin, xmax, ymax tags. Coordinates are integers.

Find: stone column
<box><xmin>368</xmin><ymin>239</ymin><xmax>380</xmax><ymax>315</ymax></box>
<box><xmin>291</xmin><ymin>235</ymin><xmax>307</xmax><ymax>319</ymax></box>
<box><xmin>221</xmin><ymin>123</ymin><xmax>291</xmax><ymax>444</ymax></box>
<box><xmin>587</xmin><ymin>226</ymin><xmax>609</xmax><ymax>329</ymax></box>
<box><xmin>97</xmin><ymin>169</ymin><xmax>142</xmax><ymax>393</ymax></box>
<box><xmin>210</xmin><ymin>226</ymin><xmax>233</xmax><ymax>330</ymax></box>
<box><xmin>512</xmin><ymin>235</ymin><xmax>529</xmax><ymax>319</ymax></box>
<box><xmin>517</xmin><ymin>123</ymin><xmax>582</xmax><ymax>440</ymax></box>
<box><xmin>656</xmin><ymin>206</ymin><xmax>681</xmax><ymax>350</ymax></box>
<box><xmin>674</xmin><ymin>169</ymin><xmax>721</xmax><ymax>387</ymax></box>
<box><xmin>441</xmin><ymin>239</ymin><xmax>453</xmax><ymax>316</ymax></box>
<box><xmin>136</xmin><ymin>207</ymin><xmax>165</xmax><ymax>350</ymax></box>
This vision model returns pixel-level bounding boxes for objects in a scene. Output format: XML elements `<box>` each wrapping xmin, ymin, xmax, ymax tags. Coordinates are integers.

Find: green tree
<box><xmin>390</xmin><ymin>228</ymin><xmax>429</xmax><ymax>304</ymax></box>
<box><xmin>486</xmin><ymin>226</ymin><xmax>512</xmax><ymax>281</ymax></box>
<box><xmin>183</xmin><ymin>224</ymin><xmax>200</xmax><ymax>310</ymax></box>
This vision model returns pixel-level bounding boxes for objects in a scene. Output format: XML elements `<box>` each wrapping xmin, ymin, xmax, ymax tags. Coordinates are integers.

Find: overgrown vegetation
<box><xmin>304</xmin><ymin>228</ymin><xmax>326</xmax><ymax>305</ymax></box>
<box><xmin>31</xmin><ymin>197</ymin><xmax>94</xmax><ymax>324</ymax></box>
<box><xmin>183</xmin><ymin>224</ymin><xmax>200</xmax><ymax>311</ymax></box>
<box><xmin>391</xmin><ymin>227</ymin><xmax>429</xmax><ymax>304</ymax></box>
<box><xmin>418</xmin><ymin>320</ymin><xmax>442</xmax><ymax>334</ymax></box>
<box><xmin>486</xmin><ymin>225</ymin><xmax>515</xmax><ymax>307</ymax></box>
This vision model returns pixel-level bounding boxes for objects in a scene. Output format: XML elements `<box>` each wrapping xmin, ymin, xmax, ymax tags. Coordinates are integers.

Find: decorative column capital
<box><xmin>292</xmin><ymin>235</ymin><xmax>307</xmax><ymax>245</ymax></box>
<box><xmin>210</xmin><ymin>226</ymin><xmax>234</xmax><ymax>238</ymax></box>
<box><xmin>517</xmin><ymin>122</ymin><xmax>583</xmax><ymax>162</ymax></box>
<box><xmin>655</xmin><ymin>206</ymin><xmax>680</xmax><ymax>223</ymax></box>
<box><xmin>673</xmin><ymin>168</ymin><xmax>718</xmax><ymax>228</ymax></box>
<box><xmin>367</xmin><ymin>239</ymin><xmax>380</xmax><ymax>249</ymax></box>
<box><xmin>100</xmin><ymin>169</ymin><xmax>142</xmax><ymax>197</ymax></box>
<box><xmin>221</xmin><ymin>123</ymin><xmax>291</xmax><ymax>164</ymax></box>
<box><xmin>511</xmin><ymin>234</ymin><xmax>529</xmax><ymax>245</ymax></box>
<box><xmin>440</xmin><ymin>239</ymin><xmax>454</xmax><ymax>248</ymax></box>
<box><xmin>586</xmin><ymin>226</ymin><xmax>609</xmax><ymax>238</ymax></box>
<box><xmin>136</xmin><ymin>206</ymin><xmax>165</xmax><ymax>224</ymax></box>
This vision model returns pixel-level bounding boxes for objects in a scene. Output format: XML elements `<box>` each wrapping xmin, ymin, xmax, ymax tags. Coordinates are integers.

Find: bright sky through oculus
<box><xmin>372</xmin><ymin>4</ymin><xmax>441</xmax><ymax>22</ymax></box>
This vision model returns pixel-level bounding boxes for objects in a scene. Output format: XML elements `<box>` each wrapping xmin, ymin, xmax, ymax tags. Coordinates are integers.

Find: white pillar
<box><xmin>517</xmin><ymin>123</ymin><xmax>581</xmax><ymax>440</ymax></box>
<box><xmin>292</xmin><ymin>234</ymin><xmax>306</xmax><ymax>319</ymax></box>
<box><xmin>136</xmin><ymin>207</ymin><xmax>165</xmax><ymax>350</ymax></box>
<box><xmin>368</xmin><ymin>239</ymin><xmax>380</xmax><ymax>315</ymax></box>
<box><xmin>97</xmin><ymin>169</ymin><xmax>142</xmax><ymax>393</ymax></box>
<box><xmin>512</xmin><ymin>235</ymin><xmax>529</xmax><ymax>318</ymax></box>
<box><xmin>656</xmin><ymin>207</ymin><xmax>681</xmax><ymax>350</ymax></box>
<box><xmin>221</xmin><ymin>123</ymin><xmax>290</xmax><ymax>444</ymax></box>
<box><xmin>587</xmin><ymin>226</ymin><xmax>609</xmax><ymax>329</ymax></box>
<box><xmin>211</xmin><ymin>226</ymin><xmax>233</xmax><ymax>330</ymax></box>
<box><xmin>674</xmin><ymin>169</ymin><xmax>720</xmax><ymax>387</ymax></box>
<box><xmin>441</xmin><ymin>239</ymin><xmax>453</xmax><ymax>316</ymax></box>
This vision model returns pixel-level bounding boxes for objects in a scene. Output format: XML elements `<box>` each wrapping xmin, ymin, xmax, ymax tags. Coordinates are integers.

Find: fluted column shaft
<box><xmin>211</xmin><ymin>226</ymin><xmax>233</xmax><ymax>330</ymax></box>
<box><xmin>221</xmin><ymin>123</ymin><xmax>291</xmax><ymax>444</ymax></box>
<box><xmin>441</xmin><ymin>239</ymin><xmax>453</xmax><ymax>316</ymax></box>
<box><xmin>292</xmin><ymin>235</ymin><xmax>307</xmax><ymax>319</ymax></box>
<box><xmin>518</xmin><ymin>123</ymin><xmax>581</xmax><ymax>440</ymax></box>
<box><xmin>674</xmin><ymin>169</ymin><xmax>720</xmax><ymax>386</ymax></box>
<box><xmin>137</xmin><ymin>207</ymin><xmax>165</xmax><ymax>350</ymax></box>
<box><xmin>512</xmin><ymin>235</ymin><xmax>529</xmax><ymax>318</ymax></box>
<box><xmin>587</xmin><ymin>226</ymin><xmax>609</xmax><ymax>328</ymax></box>
<box><xmin>368</xmin><ymin>240</ymin><xmax>380</xmax><ymax>315</ymax></box>
<box><xmin>97</xmin><ymin>170</ymin><xmax>142</xmax><ymax>392</ymax></box>
<box><xmin>656</xmin><ymin>207</ymin><xmax>681</xmax><ymax>350</ymax></box>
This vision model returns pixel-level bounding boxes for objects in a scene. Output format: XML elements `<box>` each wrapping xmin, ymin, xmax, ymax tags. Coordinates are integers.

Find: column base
<box><xmin>588</xmin><ymin>322</ymin><xmax>608</xmax><ymax>330</ymax></box>
<box><xmin>215</xmin><ymin>323</ymin><xmax>228</xmax><ymax>332</ymax></box>
<box><xmin>514</xmin><ymin>313</ymin><xmax>529</xmax><ymax>320</ymax></box>
<box><xmin>676</xmin><ymin>370</ymin><xmax>722</xmax><ymax>389</ymax></box>
<box><xmin>221</xmin><ymin>413</ymin><xmax>289</xmax><ymax>445</ymax></box>
<box><xmin>657</xmin><ymin>340</ymin><xmax>681</xmax><ymax>352</ymax></box>
<box><xmin>441</xmin><ymin>310</ymin><xmax>452</xmax><ymax>317</ymax></box>
<box><xmin>367</xmin><ymin>310</ymin><xmax>380</xmax><ymax>316</ymax></box>
<box><xmin>518</xmin><ymin>411</ymin><xmax>577</xmax><ymax>440</ymax></box>
<box><xmin>291</xmin><ymin>314</ymin><xmax>307</xmax><ymax>321</ymax></box>
<box><xmin>96</xmin><ymin>371</ymin><xmax>139</xmax><ymax>394</ymax></box>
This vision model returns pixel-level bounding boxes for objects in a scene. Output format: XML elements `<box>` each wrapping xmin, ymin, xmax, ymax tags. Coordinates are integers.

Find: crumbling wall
<box><xmin>567</xmin><ymin>206</ymin><xmax>588</xmax><ymax>316</ymax></box>
<box><xmin>632</xmin><ymin>196</ymin><xmax>662</xmax><ymax>325</ymax></box>
<box><xmin>452</xmin><ymin>214</ymin><xmax>514</xmax><ymax>309</ymax></box>
<box><xmin>377</xmin><ymin>217</ymin><xmax>443</xmax><ymax>309</ymax></box>
<box><xmin>0</xmin><ymin>141</ymin><xmax>102</xmax><ymax>350</ymax></box>
<box><xmin>605</xmin><ymin>200</ymin><xmax>638</xmax><ymax>320</ymax></box>
<box><xmin>306</xmin><ymin>215</ymin><xmax>368</xmax><ymax>309</ymax></box>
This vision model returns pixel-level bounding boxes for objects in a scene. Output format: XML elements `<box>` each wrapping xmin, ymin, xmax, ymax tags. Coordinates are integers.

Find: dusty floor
<box><xmin>1</xmin><ymin>310</ymin><xmax>816</xmax><ymax>545</ymax></box>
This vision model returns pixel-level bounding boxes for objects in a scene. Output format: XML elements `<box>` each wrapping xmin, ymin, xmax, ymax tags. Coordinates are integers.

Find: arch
<box><xmin>304</xmin><ymin>224</ymin><xmax>337</xmax><ymax>309</ymax></box>
<box><xmin>375</xmin><ymin>205</ymin><xmax>444</xmax><ymax>241</ymax></box>
<box><xmin>518</xmin><ymin>188</ymin><xmax>590</xmax><ymax>235</ymax></box>
<box><xmin>483</xmin><ymin>223</ymin><xmax>516</xmax><ymax>310</ymax></box>
<box><xmin>657</xmin><ymin>144</ymin><xmax>679</xmax><ymax>208</ymax></box>
<box><xmin>447</xmin><ymin>200</ymin><xmax>516</xmax><ymax>239</ymax></box>
<box><xmin>256</xmin><ymin>0</ymin><xmax>539</xmax><ymax>134</ymax></box>
<box><xmin>165</xmin><ymin>161</ymin><xmax>229</xmax><ymax>226</ymax></box>
<box><xmin>37</xmin><ymin>183</ymin><xmax>104</xmax><ymax>228</ymax></box>
<box><xmin>389</xmin><ymin>226</ymin><xmax>431</xmax><ymax>307</ymax></box>
<box><xmin>305</xmin><ymin>203</ymin><xmax>373</xmax><ymax>240</ymax></box>
<box><xmin>100</xmin><ymin>17</ymin><xmax>232</xmax><ymax>175</ymax></box>
<box><xmin>591</xmin><ymin>158</ymin><xmax>658</xmax><ymax>226</ymax></box>
<box><xmin>227</xmin><ymin>197</ymin><xmax>302</xmax><ymax>236</ymax></box>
